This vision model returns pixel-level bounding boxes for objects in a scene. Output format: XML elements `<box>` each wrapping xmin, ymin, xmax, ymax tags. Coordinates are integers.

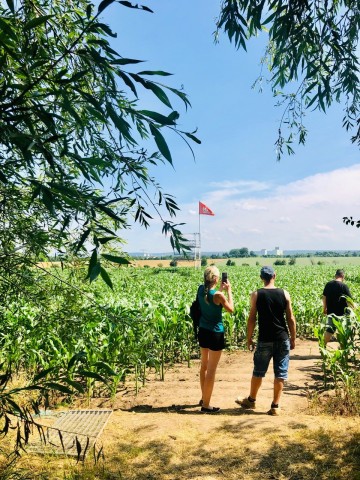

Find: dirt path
<box><xmin>24</xmin><ymin>339</ymin><xmax>360</xmax><ymax>479</ymax></box>
<box><xmin>113</xmin><ymin>338</ymin><xmax>322</xmax><ymax>417</ymax></box>
<box><xmin>81</xmin><ymin>338</ymin><xmax>359</xmax><ymax>480</ymax></box>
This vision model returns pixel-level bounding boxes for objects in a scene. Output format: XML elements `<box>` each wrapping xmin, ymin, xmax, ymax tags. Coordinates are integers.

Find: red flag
<box><xmin>199</xmin><ymin>201</ymin><xmax>215</xmax><ymax>216</ymax></box>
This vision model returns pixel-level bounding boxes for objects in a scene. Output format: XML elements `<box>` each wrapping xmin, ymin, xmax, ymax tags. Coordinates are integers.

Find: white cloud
<box><xmin>210</xmin><ymin>180</ymin><xmax>271</xmax><ymax>192</ymax></box>
<box><xmin>315</xmin><ymin>224</ymin><xmax>333</xmax><ymax>232</ymax></box>
<box><xmin>121</xmin><ymin>164</ymin><xmax>360</xmax><ymax>253</ymax></box>
<box><xmin>189</xmin><ymin>164</ymin><xmax>360</xmax><ymax>251</ymax></box>
<box><xmin>272</xmin><ymin>217</ymin><xmax>291</xmax><ymax>224</ymax></box>
<box><xmin>237</xmin><ymin>201</ymin><xmax>268</xmax><ymax>211</ymax></box>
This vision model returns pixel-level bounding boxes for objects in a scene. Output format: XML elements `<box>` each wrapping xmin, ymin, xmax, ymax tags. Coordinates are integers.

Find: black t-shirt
<box><xmin>323</xmin><ymin>280</ymin><xmax>351</xmax><ymax>316</ymax></box>
<box><xmin>256</xmin><ymin>288</ymin><xmax>289</xmax><ymax>341</ymax></box>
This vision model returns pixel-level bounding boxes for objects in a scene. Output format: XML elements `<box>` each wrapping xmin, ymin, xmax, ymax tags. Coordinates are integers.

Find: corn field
<box><xmin>0</xmin><ymin>264</ymin><xmax>359</xmax><ymax>398</ymax></box>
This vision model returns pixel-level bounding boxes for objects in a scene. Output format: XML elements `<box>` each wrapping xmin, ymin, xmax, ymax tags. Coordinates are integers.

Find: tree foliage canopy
<box><xmin>217</xmin><ymin>0</ymin><xmax>360</xmax><ymax>158</ymax></box>
<box><xmin>0</xmin><ymin>0</ymin><xmax>199</xmax><ymax>285</ymax></box>
<box><xmin>229</xmin><ymin>247</ymin><xmax>249</xmax><ymax>257</ymax></box>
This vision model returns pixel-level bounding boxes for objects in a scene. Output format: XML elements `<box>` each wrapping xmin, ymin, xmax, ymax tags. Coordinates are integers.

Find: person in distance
<box><xmin>322</xmin><ymin>269</ymin><xmax>352</xmax><ymax>345</ymax></box>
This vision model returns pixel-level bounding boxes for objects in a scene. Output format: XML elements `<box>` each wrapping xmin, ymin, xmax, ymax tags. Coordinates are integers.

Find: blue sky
<box><xmin>103</xmin><ymin>0</ymin><xmax>360</xmax><ymax>254</ymax></box>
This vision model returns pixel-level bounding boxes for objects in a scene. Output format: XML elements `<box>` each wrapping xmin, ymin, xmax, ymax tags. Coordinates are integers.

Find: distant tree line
<box><xmin>127</xmin><ymin>249</ymin><xmax>360</xmax><ymax>264</ymax></box>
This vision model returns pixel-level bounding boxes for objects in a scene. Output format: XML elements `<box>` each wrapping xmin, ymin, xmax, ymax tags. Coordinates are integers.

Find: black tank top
<box><xmin>256</xmin><ymin>288</ymin><xmax>289</xmax><ymax>341</ymax></box>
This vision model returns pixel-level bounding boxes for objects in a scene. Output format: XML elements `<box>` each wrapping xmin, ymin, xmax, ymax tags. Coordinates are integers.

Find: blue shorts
<box><xmin>253</xmin><ymin>340</ymin><xmax>290</xmax><ymax>380</ymax></box>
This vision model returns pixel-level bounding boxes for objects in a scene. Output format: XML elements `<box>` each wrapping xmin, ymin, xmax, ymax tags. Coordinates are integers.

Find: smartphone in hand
<box><xmin>221</xmin><ymin>272</ymin><xmax>228</xmax><ymax>283</ymax></box>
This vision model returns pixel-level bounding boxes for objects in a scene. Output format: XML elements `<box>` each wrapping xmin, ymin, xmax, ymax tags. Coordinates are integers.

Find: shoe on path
<box><xmin>267</xmin><ymin>406</ymin><xmax>281</xmax><ymax>416</ymax></box>
<box><xmin>200</xmin><ymin>406</ymin><xmax>220</xmax><ymax>413</ymax></box>
<box><xmin>235</xmin><ymin>396</ymin><xmax>256</xmax><ymax>409</ymax></box>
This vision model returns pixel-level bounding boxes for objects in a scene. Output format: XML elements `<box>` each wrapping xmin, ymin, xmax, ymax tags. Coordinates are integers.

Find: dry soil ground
<box><xmin>10</xmin><ymin>339</ymin><xmax>360</xmax><ymax>479</ymax></box>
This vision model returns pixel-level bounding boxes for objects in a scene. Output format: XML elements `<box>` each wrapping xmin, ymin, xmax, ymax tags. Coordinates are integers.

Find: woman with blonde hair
<box><xmin>197</xmin><ymin>265</ymin><xmax>234</xmax><ymax>413</ymax></box>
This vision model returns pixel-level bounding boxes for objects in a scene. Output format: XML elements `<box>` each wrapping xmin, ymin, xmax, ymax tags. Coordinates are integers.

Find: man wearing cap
<box><xmin>235</xmin><ymin>266</ymin><xmax>296</xmax><ymax>415</ymax></box>
<box><xmin>322</xmin><ymin>269</ymin><xmax>352</xmax><ymax>345</ymax></box>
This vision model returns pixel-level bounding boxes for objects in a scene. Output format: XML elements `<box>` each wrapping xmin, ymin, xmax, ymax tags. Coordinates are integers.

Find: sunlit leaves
<box><xmin>0</xmin><ymin>0</ymin><xmax>200</xmax><ymax>284</ymax></box>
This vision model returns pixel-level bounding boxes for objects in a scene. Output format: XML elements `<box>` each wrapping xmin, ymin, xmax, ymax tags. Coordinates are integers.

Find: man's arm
<box><xmin>246</xmin><ymin>291</ymin><xmax>257</xmax><ymax>350</ymax></box>
<box><xmin>284</xmin><ymin>290</ymin><xmax>296</xmax><ymax>350</ymax></box>
<box><xmin>322</xmin><ymin>295</ymin><xmax>327</xmax><ymax>314</ymax></box>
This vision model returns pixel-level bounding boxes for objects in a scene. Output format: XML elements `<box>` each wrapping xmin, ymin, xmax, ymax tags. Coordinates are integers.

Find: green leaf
<box><xmin>97</xmin><ymin>236</ymin><xmax>117</xmax><ymax>244</ymax></box>
<box><xmin>150</xmin><ymin>124</ymin><xmax>173</xmax><ymax>164</ymax></box>
<box><xmin>89</xmin><ymin>262</ymin><xmax>101</xmax><ymax>282</ymax></box>
<box><xmin>75</xmin><ymin>228</ymin><xmax>91</xmax><ymax>254</ymax></box>
<box><xmin>4</xmin><ymin>398</ymin><xmax>22</xmax><ymax>415</ymax></box>
<box><xmin>137</xmin><ymin>70</ymin><xmax>172</xmax><ymax>76</ymax></box>
<box><xmin>24</xmin><ymin>15</ymin><xmax>54</xmax><ymax>31</ymax></box>
<box><xmin>98</xmin><ymin>0</ymin><xmax>116</xmax><ymax>13</ymax></box>
<box><xmin>0</xmin><ymin>18</ymin><xmax>17</xmax><ymax>39</ymax></box>
<box><xmin>139</xmin><ymin>110</ymin><xmax>178</xmax><ymax>125</ymax></box>
<box><xmin>44</xmin><ymin>382</ymin><xmax>74</xmax><ymax>395</ymax></box>
<box><xmin>145</xmin><ymin>82</ymin><xmax>172</xmax><ymax>108</ymax></box>
<box><xmin>93</xmin><ymin>361</ymin><xmax>117</xmax><ymax>376</ymax></box>
<box><xmin>101</xmin><ymin>253</ymin><xmax>131</xmax><ymax>264</ymax></box>
<box><xmin>67</xmin><ymin>352</ymin><xmax>87</xmax><ymax>370</ymax></box>
<box><xmin>86</xmin><ymin>249</ymin><xmax>99</xmax><ymax>281</ymax></box>
<box><xmin>100</xmin><ymin>266</ymin><xmax>113</xmax><ymax>289</ymax></box>
<box><xmin>5</xmin><ymin>0</ymin><xmax>15</xmax><ymax>13</ymax></box>
<box><xmin>107</xmin><ymin>103</ymin><xmax>135</xmax><ymax>143</ymax></box>
<box><xmin>62</xmin><ymin>378</ymin><xmax>85</xmax><ymax>394</ymax></box>
<box><xmin>42</xmin><ymin>188</ymin><xmax>55</xmax><ymax>215</ymax></box>
<box><xmin>86</xmin><ymin>4</ymin><xmax>92</xmax><ymax>19</ymax></box>
<box><xmin>130</xmin><ymin>74</ymin><xmax>172</xmax><ymax>108</ymax></box>
<box><xmin>117</xmin><ymin>71</ymin><xmax>138</xmax><ymax>97</ymax></box>
<box><xmin>33</xmin><ymin>367</ymin><xmax>56</xmax><ymax>382</ymax></box>
<box><xmin>263</xmin><ymin>10</ymin><xmax>278</xmax><ymax>25</ymax></box>
<box><xmin>96</xmin><ymin>22</ymin><xmax>117</xmax><ymax>38</ymax></box>
<box><xmin>183</xmin><ymin>131</ymin><xmax>201</xmax><ymax>144</ymax></box>
<box><xmin>119</xmin><ymin>1</ymin><xmax>154</xmax><ymax>12</ymax></box>
<box><xmin>112</xmin><ymin>58</ymin><xmax>143</xmax><ymax>65</ymax></box>
<box><xmin>78</xmin><ymin>370</ymin><xmax>107</xmax><ymax>383</ymax></box>
<box><xmin>97</xmin><ymin>204</ymin><xmax>126</xmax><ymax>222</ymax></box>
<box><xmin>0</xmin><ymin>170</ymin><xmax>8</xmax><ymax>184</ymax></box>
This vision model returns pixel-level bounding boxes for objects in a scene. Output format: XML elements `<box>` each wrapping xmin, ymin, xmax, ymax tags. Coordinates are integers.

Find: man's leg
<box><xmin>236</xmin><ymin>342</ymin><xmax>271</xmax><ymax>408</ymax></box>
<box><xmin>324</xmin><ymin>331</ymin><xmax>333</xmax><ymax>345</ymax></box>
<box><xmin>250</xmin><ymin>376</ymin><xmax>262</xmax><ymax>400</ymax></box>
<box><xmin>270</xmin><ymin>340</ymin><xmax>290</xmax><ymax>415</ymax></box>
<box><xmin>273</xmin><ymin>377</ymin><xmax>284</xmax><ymax>405</ymax></box>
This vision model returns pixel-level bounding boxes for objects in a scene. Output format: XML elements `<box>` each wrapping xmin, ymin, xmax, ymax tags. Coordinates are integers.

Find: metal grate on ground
<box><xmin>27</xmin><ymin>409</ymin><xmax>113</xmax><ymax>460</ymax></box>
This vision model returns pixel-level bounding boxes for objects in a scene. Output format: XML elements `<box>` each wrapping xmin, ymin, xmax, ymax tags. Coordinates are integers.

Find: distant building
<box><xmin>262</xmin><ymin>247</ymin><xmax>283</xmax><ymax>256</ymax></box>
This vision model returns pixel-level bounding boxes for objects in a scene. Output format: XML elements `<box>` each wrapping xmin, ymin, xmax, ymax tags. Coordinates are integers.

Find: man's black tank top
<box><xmin>256</xmin><ymin>288</ymin><xmax>289</xmax><ymax>341</ymax></box>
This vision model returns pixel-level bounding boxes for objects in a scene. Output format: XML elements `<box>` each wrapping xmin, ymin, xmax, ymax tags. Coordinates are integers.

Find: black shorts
<box><xmin>198</xmin><ymin>327</ymin><xmax>225</xmax><ymax>351</ymax></box>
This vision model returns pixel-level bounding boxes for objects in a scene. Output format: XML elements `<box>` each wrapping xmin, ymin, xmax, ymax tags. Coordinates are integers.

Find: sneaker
<box><xmin>267</xmin><ymin>406</ymin><xmax>281</xmax><ymax>416</ymax></box>
<box><xmin>235</xmin><ymin>396</ymin><xmax>256</xmax><ymax>409</ymax></box>
<box><xmin>200</xmin><ymin>406</ymin><xmax>220</xmax><ymax>414</ymax></box>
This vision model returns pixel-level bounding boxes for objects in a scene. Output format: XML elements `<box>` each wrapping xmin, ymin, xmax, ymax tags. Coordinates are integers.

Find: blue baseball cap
<box><xmin>260</xmin><ymin>266</ymin><xmax>275</xmax><ymax>279</ymax></box>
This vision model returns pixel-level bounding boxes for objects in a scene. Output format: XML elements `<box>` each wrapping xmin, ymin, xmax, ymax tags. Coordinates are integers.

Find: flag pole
<box><xmin>198</xmin><ymin>206</ymin><xmax>201</xmax><ymax>267</ymax></box>
<box><xmin>198</xmin><ymin>201</ymin><xmax>214</xmax><ymax>268</ymax></box>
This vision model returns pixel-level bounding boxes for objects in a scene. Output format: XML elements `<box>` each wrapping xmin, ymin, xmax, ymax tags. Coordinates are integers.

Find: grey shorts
<box><xmin>326</xmin><ymin>316</ymin><xmax>336</xmax><ymax>334</ymax></box>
